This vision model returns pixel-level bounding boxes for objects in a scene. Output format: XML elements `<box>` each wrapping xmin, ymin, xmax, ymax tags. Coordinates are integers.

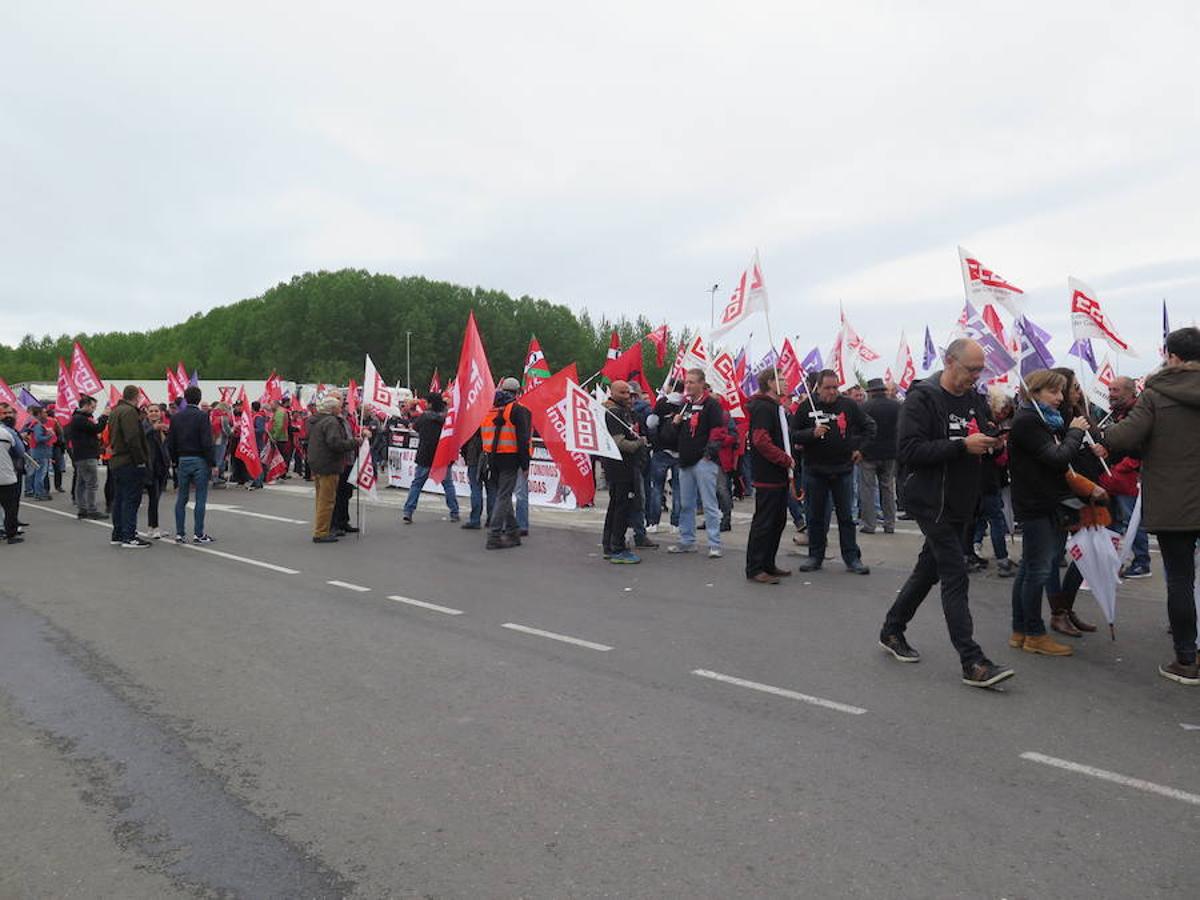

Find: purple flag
<box><xmin>800</xmin><ymin>346</ymin><xmax>823</xmax><ymax>374</ymax></box>
<box><xmin>1015</xmin><ymin>316</ymin><xmax>1056</xmax><ymax>377</ymax></box>
<box><xmin>1068</xmin><ymin>339</ymin><xmax>1097</xmax><ymax>373</ymax></box>
<box><xmin>189</xmin><ymin>369</ymin><xmax>200</xmax><ymax>387</ymax></box>
<box><xmin>18</xmin><ymin>387</ymin><xmax>38</xmax><ymax>408</ymax></box>
<box><xmin>1163</xmin><ymin>299</ymin><xmax>1170</xmax><ymax>357</ymax></box>
<box><xmin>922</xmin><ymin>326</ymin><xmax>936</xmax><ymax>370</ymax></box>
<box><xmin>961</xmin><ymin>301</ymin><xmax>1017</xmax><ymax>377</ymax></box>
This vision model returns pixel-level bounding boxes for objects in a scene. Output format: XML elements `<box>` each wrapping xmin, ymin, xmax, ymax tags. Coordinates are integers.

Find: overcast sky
<box><xmin>2</xmin><ymin>2</ymin><xmax>1196</xmax><ymax>375</ymax></box>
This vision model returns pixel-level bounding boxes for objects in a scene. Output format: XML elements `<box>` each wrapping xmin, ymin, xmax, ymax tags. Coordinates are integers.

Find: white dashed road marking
<box><xmin>691</xmin><ymin>669</ymin><xmax>868</xmax><ymax>716</ymax></box>
<box><xmin>387</xmin><ymin>595</ymin><xmax>464</xmax><ymax>616</ymax></box>
<box><xmin>327</xmin><ymin>580</ymin><xmax>371</xmax><ymax>592</ymax></box>
<box><xmin>501</xmin><ymin>623</ymin><xmax>613</xmax><ymax>652</ymax></box>
<box><xmin>182</xmin><ymin>545</ymin><xmax>301</xmax><ymax>575</ymax></box>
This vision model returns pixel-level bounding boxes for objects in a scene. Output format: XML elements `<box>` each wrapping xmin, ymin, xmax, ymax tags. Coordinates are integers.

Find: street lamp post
<box><xmin>708</xmin><ymin>284</ymin><xmax>720</xmax><ymax>329</ymax></box>
<box><xmin>405</xmin><ymin>331</ymin><xmax>412</xmax><ymax>390</ymax></box>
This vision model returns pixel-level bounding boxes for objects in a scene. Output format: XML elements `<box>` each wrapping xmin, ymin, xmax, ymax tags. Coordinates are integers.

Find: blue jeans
<box><xmin>803</xmin><ymin>470</ymin><xmax>860</xmax><ymax>565</ymax></box>
<box><xmin>25</xmin><ymin>454</ymin><xmax>51</xmax><ymax>498</ymax></box>
<box><xmin>515</xmin><ymin>469</ymin><xmax>529</xmax><ymax>531</ymax></box>
<box><xmin>678</xmin><ymin>459</ymin><xmax>722</xmax><ymax>549</ymax></box>
<box><xmin>1113</xmin><ymin>493</ymin><xmax>1151</xmax><ymax>570</ymax></box>
<box><xmin>404</xmin><ymin>464</ymin><xmax>459</xmax><ymax>517</ymax></box>
<box><xmin>647</xmin><ymin>450</ymin><xmax>680</xmax><ymax>527</ymax></box>
<box><xmin>973</xmin><ymin>491</ymin><xmax>1009</xmax><ymax>560</ymax></box>
<box><xmin>175</xmin><ymin>456</ymin><xmax>210</xmax><ymax>536</ymax></box>
<box><xmin>465</xmin><ymin>462</ymin><xmax>484</xmax><ymax>526</ymax></box>
<box><xmin>110</xmin><ymin>464</ymin><xmax>145</xmax><ymax>542</ymax></box>
<box><xmin>1011</xmin><ymin>515</ymin><xmax>1057</xmax><ymax>636</ymax></box>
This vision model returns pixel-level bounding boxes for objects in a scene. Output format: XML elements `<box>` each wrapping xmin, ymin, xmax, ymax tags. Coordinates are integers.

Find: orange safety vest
<box><xmin>480</xmin><ymin>403</ymin><xmax>519</xmax><ymax>454</ymax></box>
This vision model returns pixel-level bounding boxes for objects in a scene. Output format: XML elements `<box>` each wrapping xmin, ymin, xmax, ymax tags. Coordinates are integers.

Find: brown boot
<box><xmin>1023</xmin><ymin>633</ymin><xmax>1074</xmax><ymax>656</ymax></box>
<box><xmin>1067</xmin><ymin>610</ymin><xmax>1097</xmax><ymax>633</ymax></box>
<box><xmin>1050</xmin><ymin>610</ymin><xmax>1083</xmax><ymax>637</ymax></box>
<box><xmin>1008</xmin><ymin>632</ymin><xmax>1025</xmax><ymax>649</ymax></box>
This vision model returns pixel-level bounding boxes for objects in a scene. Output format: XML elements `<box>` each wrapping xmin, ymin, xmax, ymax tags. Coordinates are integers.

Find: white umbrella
<box><xmin>1066</xmin><ymin>525</ymin><xmax>1123</xmax><ymax>640</ymax></box>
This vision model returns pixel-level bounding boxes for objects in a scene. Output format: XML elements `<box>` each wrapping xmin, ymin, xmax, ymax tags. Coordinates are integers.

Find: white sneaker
<box><xmin>669</xmin><ymin>525</ymin><xmax>680</xmax><ymax>534</ymax></box>
<box><xmin>973</xmin><ymin>542</ymin><xmax>984</xmax><ymax>558</ymax></box>
<box><xmin>150</xmin><ymin>528</ymin><xmax>163</xmax><ymax>540</ymax></box>
<box><xmin>708</xmin><ymin>547</ymin><xmax>723</xmax><ymax>559</ymax></box>
<box><xmin>645</xmin><ymin>523</ymin><xmax>659</xmax><ymax>534</ymax></box>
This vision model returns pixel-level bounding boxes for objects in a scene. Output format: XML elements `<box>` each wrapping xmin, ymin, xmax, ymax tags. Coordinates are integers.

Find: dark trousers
<box><xmin>1011</xmin><ymin>515</ymin><xmax>1057</xmax><ymax>637</ymax></box>
<box><xmin>487</xmin><ymin>466</ymin><xmax>519</xmax><ymax>537</ymax></box>
<box><xmin>883</xmin><ymin>516</ymin><xmax>984</xmax><ymax>667</ymax></box>
<box><xmin>803</xmin><ymin>470</ymin><xmax>861</xmax><ymax>565</ymax></box>
<box><xmin>1158</xmin><ymin>531</ymin><xmax>1200</xmax><ymax>665</ymax></box>
<box><xmin>745</xmin><ymin>485</ymin><xmax>787</xmax><ymax>576</ymax></box>
<box><xmin>145</xmin><ymin>479</ymin><xmax>162</xmax><ymax>529</ymax></box>
<box><xmin>0</xmin><ymin>482</ymin><xmax>19</xmax><ymax>538</ymax></box>
<box><xmin>604</xmin><ymin>479</ymin><xmax>634</xmax><ymax>554</ymax></box>
<box><xmin>109</xmin><ymin>464</ymin><xmax>144</xmax><ymax>542</ymax></box>
<box><xmin>333</xmin><ymin>464</ymin><xmax>353</xmax><ymax>530</ymax></box>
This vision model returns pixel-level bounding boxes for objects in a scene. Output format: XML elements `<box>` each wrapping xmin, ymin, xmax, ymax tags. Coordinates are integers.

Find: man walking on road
<box><xmin>878</xmin><ymin>339</ymin><xmax>1014</xmax><ymax>689</ymax></box>
<box><xmin>858</xmin><ymin>377</ymin><xmax>900</xmax><ymax>535</ymax></box>
<box><xmin>107</xmin><ymin>385</ymin><xmax>152</xmax><ymax>548</ymax></box>
<box><xmin>792</xmin><ymin>370</ymin><xmax>875</xmax><ymax>574</ymax></box>
<box><xmin>744</xmin><ymin>371</ymin><xmax>793</xmax><ymax>584</ymax></box>
<box><xmin>168</xmin><ymin>385</ymin><xmax>217</xmax><ymax>544</ymax></box>
<box><xmin>601</xmin><ymin>380</ymin><xmax>649</xmax><ymax>564</ymax></box>
<box><xmin>307</xmin><ymin>394</ymin><xmax>361</xmax><ymax>544</ymax></box>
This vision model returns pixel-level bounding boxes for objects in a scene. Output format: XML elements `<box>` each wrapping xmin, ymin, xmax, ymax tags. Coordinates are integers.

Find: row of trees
<box><xmin>0</xmin><ymin>269</ymin><xmax>690</xmax><ymax>390</ymax></box>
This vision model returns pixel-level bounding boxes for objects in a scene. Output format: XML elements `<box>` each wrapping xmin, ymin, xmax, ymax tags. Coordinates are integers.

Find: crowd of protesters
<box><xmin>2</xmin><ymin>327</ymin><xmax>1198</xmax><ymax>691</ymax></box>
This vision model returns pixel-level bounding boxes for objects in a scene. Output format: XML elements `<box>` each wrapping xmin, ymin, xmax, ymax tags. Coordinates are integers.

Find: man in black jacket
<box><xmin>64</xmin><ymin>395</ymin><xmax>107</xmax><ymax>520</ymax></box>
<box><xmin>167</xmin><ymin>386</ymin><xmax>217</xmax><ymax>543</ymax></box>
<box><xmin>793</xmin><ymin>370</ymin><xmax>875</xmax><ymax>574</ymax></box>
<box><xmin>878</xmin><ymin>339</ymin><xmax>1014</xmax><ymax>689</ymax></box>
<box><xmin>601</xmin><ymin>381</ymin><xmax>650</xmax><ymax>564</ymax></box>
<box><xmin>745</xmin><ymin>371</ymin><xmax>794</xmax><ymax>583</ymax></box>
<box><xmin>645</xmin><ymin>380</ymin><xmax>685</xmax><ymax>532</ymax></box>
<box><xmin>858</xmin><ymin>378</ymin><xmax>900</xmax><ymax>534</ymax></box>
<box><xmin>664</xmin><ymin>368</ymin><xmax>726</xmax><ymax>558</ymax></box>
<box><xmin>402</xmin><ymin>393</ymin><xmax>459</xmax><ymax>524</ymax></box>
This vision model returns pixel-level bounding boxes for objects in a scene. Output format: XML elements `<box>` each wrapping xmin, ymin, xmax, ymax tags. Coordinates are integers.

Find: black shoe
<box><xmin>312</xmin><ymin>535</ymin><xmax>339</xmax><ymax>543</ymax></box>
<box><xmin>965</xmin><ymin>553</ymin><xmax>989</xmax><ymax>571</ymax></box>
<box><xmin>796</xmin><ymin>556</ymin><xmax>822</xmax><ymax>572</ymax></box>
<box><xmin>635</xmin><ymin>538</ymin><xmax>659</xmax><ymax>549</ymax></box>
<box><xmin>879</xmin><ymin>632</ymin><xmax>920</xmax><ymax>663</ymax></box>
<box><xmin>962</xmin><ymin>660</ymin><xmax>1015</xmax><ymax>688</ymax></box>
<box><xmin>846</xmin><ymin>560</ymin><xmax>870</xmax><ymax>575</ymax></box>
<box><xmin>6</xmin><ymin>536</ymin><xmax>23</xmax><ymax>545</ymax></box>
<box><xmin>519</xmin><ymin>528</ymin><xmax>529</xmax><ymax>537</ymax></box>
<box><xmin>341</xmin><ymin>525</ymin><xmax>360</xmax><ymax>534</ymax></box>
<box><xmin>87</xmin><ymin>511</ymin><xmax>110</xmax><ymax>520</ymax></box>
<box><xmin>460</xmin><ymin>522</ymin><xmax>482</xmax><ymax>530</ymax></box>
<box><xmin>332</xmin><ymin>528</ymin><xmax>346</xmax><ymax>537</ymax></box>
<box><xmin>720</xmin><ymin>522</ymin><xmax>732</xmax><ymax>532</ymax></box>
<box><xmin>402</xmin><ymin>515</ymin><xmax>412</xmax><ymax>524</ymax></box>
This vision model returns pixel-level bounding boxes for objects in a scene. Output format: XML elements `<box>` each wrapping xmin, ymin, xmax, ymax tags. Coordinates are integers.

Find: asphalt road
<box><xmin>2</xmin><ymin>480</ymin><xmax>1198</xmax><ymax>898</ymax></box>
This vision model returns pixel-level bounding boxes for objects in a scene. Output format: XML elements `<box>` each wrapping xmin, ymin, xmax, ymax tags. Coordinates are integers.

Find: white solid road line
<box><xmin>691</xmin><ymin>669</ymin><xmax>868</xmax><ymax>716</ymax></box>
<box><xmin>1020</xmin><ymin>752</ymin><xmax>1200</xmax><ymax>806</ymax></box>
<box><xmin>327</xmin><ymin>580</ymin><xmax>371</xmax><ymax>592</ymax></box>
<box><xmin>199</xmin><ymin>502</ymin><xmax>307</xmax><ymax>525</ymax></box>
<box><xmin>501</xmin><ymin>623</ymin><xmax>613</xmax><ymax>652</ymax></box>
<box><xmin>181</xmin><ymin>545</ymin><xmax>301</xmax><ymax>575</ymax></box>
<box><xmin>387</xmin><ymin>595</ymin><xmax>464</xmax><ymax>616</ymax></box>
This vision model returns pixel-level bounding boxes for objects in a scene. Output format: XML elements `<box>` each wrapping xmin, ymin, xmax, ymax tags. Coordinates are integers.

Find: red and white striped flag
<box><xmin>70</xmin><ymin>341</ymin><xmax>104</xmax><ymax>395</ymax></box>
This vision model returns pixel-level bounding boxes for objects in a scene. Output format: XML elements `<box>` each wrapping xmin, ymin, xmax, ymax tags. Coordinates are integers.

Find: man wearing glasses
<box><xmin>877</xmin><ymin>339</ymin><xmax>1015</xmax><ymax>689</ymax></box>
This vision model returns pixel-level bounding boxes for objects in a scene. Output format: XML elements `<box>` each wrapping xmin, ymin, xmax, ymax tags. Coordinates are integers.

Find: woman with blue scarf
<box><xmin>1006</xmin><ymin>369</ymin><xmax>1090</xmax><ymax>656</ymax></box>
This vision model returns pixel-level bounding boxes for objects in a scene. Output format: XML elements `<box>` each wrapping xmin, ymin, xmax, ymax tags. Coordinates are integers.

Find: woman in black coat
<box><xmin>142</xmin><ymin>405</ymin><xmax>171</xmax><ymax>539</ymax></box>
<box><xmin>1007</xmin><ymin>369</ymin><xmax>1090</xmax><ymax>657</ymax></box>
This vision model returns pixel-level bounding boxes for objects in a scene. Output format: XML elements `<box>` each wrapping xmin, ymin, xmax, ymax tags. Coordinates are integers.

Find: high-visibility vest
<box><xmin>480</xmin><ymin>403</ymin><xmax>519</xmax><ymax>454</ymax></box>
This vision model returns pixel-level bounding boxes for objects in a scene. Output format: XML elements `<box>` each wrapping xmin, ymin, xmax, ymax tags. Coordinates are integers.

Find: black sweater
<box><xmin>793</xmin><ymin>396</ymin><xmax>875</xmax><ymax>475</ymax></box>
<box><xmin>662</xmin><ymin>394</ymin><xmax>724</xmax><ymax>467</ymax></box>
<box><xmin>1008</xmin><ymin>405</ymin><xmax>1085</xmax><ymax>521</ymax></box>
<box><xmin>166</xmin><ymin>405</ymin><xmax>215</xmax><ymax>466</ymax></box>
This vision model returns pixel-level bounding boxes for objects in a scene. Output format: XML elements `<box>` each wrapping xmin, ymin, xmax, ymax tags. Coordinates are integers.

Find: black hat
<box><xmin>866</xmin><ymin>378</ymin><xmax>886</xmax><ymax>393</ymax></box>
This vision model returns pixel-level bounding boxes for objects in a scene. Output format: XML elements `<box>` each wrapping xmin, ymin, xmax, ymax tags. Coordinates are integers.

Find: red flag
<box><xmin>137</xmin><ymin>386</ymin><xmax>153</xmax><ymax>409</ymax></box>
<box><xmin>106</xmin><ymin>384</ymin><xmax>121</xmax><ymax>413</ymax></box>
<box><xmin>606</xmin><ymin>330</ymin><xmax>621</xmax><ymax>360</ymax></box>
<box><xmin>645</xmin><ymin>324</ymin><xmax>669</xmax><ymax>366</ymax></box>
<box><xmin>346</xmin><ymin>378</ymin><xmax>359</xmax><ymax>421</ymax></box>
<box><xmin>218</xmin><ymin>386</ymin><xmax>236</xmax><ymax>404</ymax></box>
<box><xmin>260</xmin><ymin>440</ymin><xmax>287</xmax><ymax>482</ymax></box>
<box><xmin>429</xmin><ymin>368</ymin><xmax>441</xmax><ymax>394</ymax></box>
<box><xmin>432</xmin><ymin>311</ymin><xmax>495</xmax><ymax>476</ymax></box>
<box><xmin>522</xmin><ymin>337</ymin><xmax>551</xmax><ymax>394</ymax></box>
<box><xmin>0</xmin><ymin>377</ymin><xmax>29</xmax><ymax>430</ymax></box>
<box><xmin>176</xmin><ymin>361</ymin><xmax>188</xmax><ymax>390</ymax></box>
<box><xmin>982</xmin><ymin>304</ymin><xmax>1007</xmax><ymax>346</ymax></box>
<box><xmin>69</xmin><ymin>341</ymin><xmax>104</xmax><ymax>395</ymax></box>
<box><xmin>521</xmin><ymin>364</ymin><xmax>596</xmax><ymax>508</ymax></box>
<box><xmin>234</xmin><ymin>386</ymin><xmax>263</xmax><ymax>480</ymax></box>
<box><xmin>776</xmin><ymin>338</ymin><xmax>802</xmax><ymax>395</ymax></box>
<box><xmin>166</xmin><ymin>367</ymin><xmax>183</xmax><ymax>403</ymax></box>
<box><xmin>263</xmin><ymin>370</ymin><xmax>283</xmax><ymax>404</ymax></box>
<box><xmin>55</xmin><ymin>358</ymin><xmax>80</xmax><ymax>424</ymax></box>
<box><xmin>600</xmin><ymin>341</ymin><xmax>654</xmax><ymax>399</ymax></box>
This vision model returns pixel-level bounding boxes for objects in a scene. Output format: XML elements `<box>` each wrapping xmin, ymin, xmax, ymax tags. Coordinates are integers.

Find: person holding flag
<box><xmin>402</xmin><ymin>393</ymin><xmax>460</xmax><ymax>524</ymax></box>
<box><xmin>481</xmin><ymin>377</ymin><xmax>532</xmax><ymax>550</ymax></box>
<box><xmin>307</xmin><ymin>393</ymin><xmax>362</xmax><ymax>543</ymax></box>
<box><xmin>744</xmin><ymin>370</ymin><xmax>793</xmax><ymax>584</ymax></box>
<box><xmin>664</xmin><ymin>368</ymin><xmax>726</xmax><ymax>558</ymax></box>
<box><xmin>1103</xmin><ymin>327</ymin><xmax>1200</xmax><ymax>685</ymax></box>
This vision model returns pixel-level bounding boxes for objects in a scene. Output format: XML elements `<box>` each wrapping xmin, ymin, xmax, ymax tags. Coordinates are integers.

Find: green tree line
<box><xmin>0</xmin><ymin>269</ymin><xmax>688</xmax><ymax>390</ymax></box>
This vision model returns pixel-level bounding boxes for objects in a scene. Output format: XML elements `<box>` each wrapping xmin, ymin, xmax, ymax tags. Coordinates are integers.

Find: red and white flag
<box><xmin>69</xmin><ymin>341</ymin><xmax>104</xmax><ymax>395</ymax></box>
<box><xmin>645</xmin><ymin>324</ymin><xmax>669</xmax><ymax>367</ymax></box>
<box><xmin>218</xmin><ymin>386</ymin><xmax>237</xmax><ymax>404</ymax></box>
<box><xmin>234</xmin><ymin>387</ymin><xmax>263</xmax><ymax>480</ymax></box>
<box><xmin>350</xmin><ymin>438</ymin><xmax>379</xmax><ymax>499</ymax></box>
<box><xmin>893</xmin><ymin>332</ymin><xmax>917</xmax><ymax>393</ymax></box>
<box><xmin>260</xmin><ymin>440</ymin><xmax>288</xmax><ymax>483</ymax></box>
<box><xmin>429</xmin><ymin>368</ymin><xmax>441</xmax><ymax>394</ymax></box>
<box><xmin>432</xmin><ymin>311</ymin><xmax>495</xmax><ymax>477</ymax></box>
<box><xmin>776</xmin><ymin>338</ymin><xmax>802</xmax><ymax>396</ymax></box>
<box><xmin>363</xmin><ymin>355</ymin><xmax>399</xmax><ymax>415</ymax></box>
<box><xmin>176</xmin><ymin>361</ymin><xmax>189</xmax><ymax>392</ymax></box>
<box><xmin>712</xmin><ymin>251</ymin><xmax>769</xmax><ymax>338</ymax></box>
<box><xmin>681</xmin><ymin>333</ymin><xmax>707</xmax><ymax>372</ymax></box>
<box><xmin>346</xmin><ymin>378</ymin><xmax>359</xmax><ymax>421</ymax></box>
<box><xmin>522</xmin><ymin>337</ymin><xmax>551</xmax><ymax>394</ymax></box>
<box><xmin>1069</xmin><ymin>277</ymin><xmax>1136</xmax><ymax>356</ymax></box>
<box><xmin>263</xmin><ymin>370</ymin><xmax>284</xmax><ymax>405</ymax></box>
<box><xmin>841</xmin><ymin>306</ymin><xmax>880</xmax><ymax>363</ymax></box>
<box><xmin>959</xmin><ymin>246</ymin><xmax>1025</xmax><ymax>317</ymax></box>
<box><xmin>708</xmin><ymin>350</ymin><xmax>746</xmax><ymax>418</ymax></box>
<box><xmin>0</xmin><ymin>377</ymin><xmax>29</xmax><ymax>429</ymax></box>
<box><xmin>601</xmin><ymin>341</ymin><xmax>655</xmax><ymax>400</ymax></box>
<box><xmin>829</xmin><ymin>329</ymin><xmax>848</xmax><ymax>388</ymax></box>
<box><xmin>105</xmin><ymin>383</ymin><xmax>121</xmax><ymax>413</ymax></box>
<box><xmin>55</xmin><ymin>357</ymin><xmax>80</xmax><ymax>423</ymax></box>
<box><xmin>606</xmin><ymin>330</ymin><xmax>621</xmax><ymax>361</ymax></box>
<box><xmin>563</xmin><ymin>380</ymin><xmax>622</xmax><ymax>460</ymax></box>
<box><xmin>166</xmin><ymin>367</ymin><xmax>184</xmax><ymax>403</ymax></box>
<box><xmin>1087</xmin><ymin>354</ymin><xmax>1117</xmax><ymax>413</ymax></box>
<box><xmin>661</xmin><ymin>339</ymin><xmax>688</xmax><ymax>394</ymax></box>
<box><xmin>522</xmin><ymin>364</ymin><xmax>596</xmax><ymax>508</ymax></box>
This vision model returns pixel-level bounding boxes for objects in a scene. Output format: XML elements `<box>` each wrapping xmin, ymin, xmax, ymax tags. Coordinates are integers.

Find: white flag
<box><xmin>892</xmin><ymin>331</ymin><xmax>917</xmax><ymax>393</ymax></box>
<box><xmin>1065</xmin><ymin>526</ymin><xmax>1122</xmax><ymax>628</ymax></box>
<box><xmin>711</xmin><ymin>251</ymin><xmax>768</xmax><ymax>338</ymax></box>
<box><xmin>348</xmin><ymin>437</ymin><xmax>379</xmax><ymax>500</ymax></box>
<box><xmin>1086</xmin><ymin>354</ymin><xmax>1117</xmax><ymax>413</ymax></box>
<box><xmin>958</xmin><ymin>246</ymin><xmax>1025</xmax><ymax>317</ymax></box>
<box><xmin>563</xmin><ymin>380</ymin><xmax>622</xmax><ymax>460</ymax></box>
<box><xmin>707</xmin><ymin>350</ymin><xmax>746</xmax><ymax>418</ymax></box>
<box><xmin>680</xmin><ymin>333</ymin><xmax>708</xmax><ymax>373</ymax></box>
<box><xmin>1069</xmin><ymin>277</ymin><xmax>1137</xmax><ymax>356</ymax></box>
<box><xmin>363</xmin><ymin>354</ymin><xmax>400</xmax><ymax>415</ymax></box>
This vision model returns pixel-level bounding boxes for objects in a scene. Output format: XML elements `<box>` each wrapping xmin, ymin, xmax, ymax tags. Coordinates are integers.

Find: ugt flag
<box><xmin>958</xmin><ymin>246</ymin><xmax>1025</xmax><ymax>317</ymax></box>
<box><xmin>432</xmin><ymin>311</ymin><xmax>495</xmax><ymax>478</ymax></box>
<box><xmin>1069</xmin><ymin>277</ymin><xmax>1136</xmax><ymax>356</ymax></box>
